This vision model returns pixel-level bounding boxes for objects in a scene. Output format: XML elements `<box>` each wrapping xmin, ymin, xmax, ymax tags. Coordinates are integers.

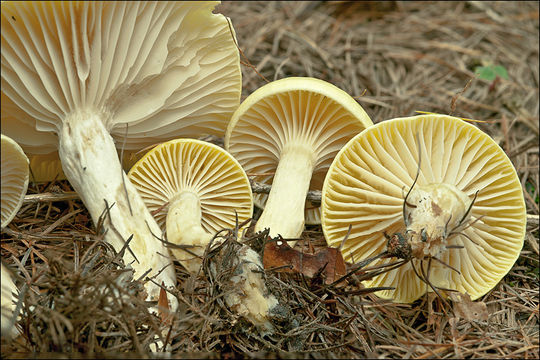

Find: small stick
<box><xmin>23</xmin><ymin>179</ymin><xmax>324</xmax><ymax>205</ymax></box>
<box><xmin>24</xmin><ymin>192</ymin><xmax>80</xmax><ymax>204</ymax></box>
<box><xmin>249</xmin><ymin>178</ymin><xmax>322</xmax><ymax>205</ymax></box>
<box><xmin>224</xmin><ymin>16</ymin><xmax>269</xmax><ymax>83</ymax></box>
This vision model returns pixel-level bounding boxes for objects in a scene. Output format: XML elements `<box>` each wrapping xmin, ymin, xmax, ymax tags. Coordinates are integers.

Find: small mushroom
<box><xmin>128</xmin><ymin>138</ymin><xmax>254</xmax><ymax>272</ymax></box>
<box><xmin>1</xmin><ymin>1</ymin><xmax>242</xmax><ymax>306</ymax></box>
<box><xmin>321</xmin><ymin>114</ymin><xmax>527</xmax><ymax>303</ymax></box>
<box><xmin>128</xmin><ymin>138</ymin><xmax>278</xmax><ymax>330</ymax></box>
<box><xmin>225</xmin><ymin>77</ymin><xmax>372</xmax><ymax>245</ymax></box>
<box><xmin>1</xmin><ymin>134</ymin><xmax>29</xmax><ymax>229</ymax></box>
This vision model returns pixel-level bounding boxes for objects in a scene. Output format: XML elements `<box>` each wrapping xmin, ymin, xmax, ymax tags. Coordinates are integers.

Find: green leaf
<box><xmin>492</xmin><ymin>65</ymin><xmax>509</xmax><ymax>80</ymax></box>
<box><xmin>475</xmin><ymin>66</ymin><xmax>496</xmax><ymax>81</ymax></box>
<box><xmin>474</xmin><ymin>64</ymin><xmax>509</xmax><ymax>81</ymax></box>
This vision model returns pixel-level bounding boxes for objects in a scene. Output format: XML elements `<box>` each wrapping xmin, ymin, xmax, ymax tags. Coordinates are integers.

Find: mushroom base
<box><xmin>167</xmin><ymin>191</ymin><xmax>279</xmax><ymax>331</ymax></box>
<box><xmin>405</xmin><ymin>183</ymin><xmax>473</xmax><ymax>259</ymax></box>
<box><xmin>218</xmin><ymin>245</ymin><xmax>279</xmax><ymax>334</ymax></box>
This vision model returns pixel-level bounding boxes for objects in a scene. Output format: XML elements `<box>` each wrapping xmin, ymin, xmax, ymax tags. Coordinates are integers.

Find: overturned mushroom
<box><xmin>322</xmin><ymin>114</ymin><xmax>527</xmax><ymax>303</ymax></box>
<box><xmin>128</xmin><ymin>138</ymin><xmax>278</xmax><ymax>330</ymax></box>
<box><xmin>225</xmin><ymin>77</ymin><xmax>372</xmax><ymax>245</ymax></box>
<box><xmin>1</xmin><ymin>1</ymin><xmax>241</xmax><ymax>307</ymax></box>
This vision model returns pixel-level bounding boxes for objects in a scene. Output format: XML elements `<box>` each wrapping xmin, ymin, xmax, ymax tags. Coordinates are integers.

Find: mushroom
<box><xmin>321</xmin><ymin>114</ymin><xmax>527</xmax><ymax>303</ymax></box>
<box><xmin>1</xmin><ymin>1</ymin><xmax>242</xmax><ymax>306</ymax></box>
<box><xmin>1</xmin><ymin>134</ymin><xmax>29</xmax><ymax>229</ymax></box>
<box><xmin>128</xmin><ymin>138</ymin><xmax>278</xmax><ymax>330</ymax></box>
<box><xmin>128</xmin><ymin>138</ymin><xmax>253</xmax><ymax>272</ymax></box>
<box><xmin>225</xmin><ymin>77</ymin><xmax>372</xmax><ymax>245</ymax></box>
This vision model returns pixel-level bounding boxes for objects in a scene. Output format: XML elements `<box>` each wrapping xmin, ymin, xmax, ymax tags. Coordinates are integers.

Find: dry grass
<box><xmin>2</xmin><ymin>1</ymin><xmax>538</xmax><ymax>358</ymax></box>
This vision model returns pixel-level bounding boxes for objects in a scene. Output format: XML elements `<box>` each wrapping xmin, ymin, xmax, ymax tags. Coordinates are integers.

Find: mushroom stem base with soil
<box><xmin>254</xmin><ymin>143</ymin><xmax>316</xmax><ymax>244</ymax></box>
<box><xmin>405</xmin><ymin>183</ymin><xmax>473</xmax><ymax>259</ymax></box>
<box><xmin>58</xmin><ymin>110</ymin><xmax>177</xmax><ymax>309</ymax></box>
<box><xmin>399</xmin><ymin>183</ymin><xmax>474</xmax><ymax>292</ymax></box>
<box><xmin>166</xmin><ymin>190</ymin><xmax>278</xmax><ymax>331</ymax></box>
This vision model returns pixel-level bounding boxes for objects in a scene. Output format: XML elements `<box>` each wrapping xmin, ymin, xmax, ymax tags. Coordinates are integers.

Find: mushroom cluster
<box><xmin>0</xmin><ymin>1</ymin><xmax>527</xmax><ymax>346</ymax></box>
<box><xmin>321</xmin><ymin>114</ymin><xmax>527</xmax><ymax>303</ymax></box>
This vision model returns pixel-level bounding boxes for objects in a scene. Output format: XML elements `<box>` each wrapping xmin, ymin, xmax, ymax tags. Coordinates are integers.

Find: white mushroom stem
<box><xmin>255</xmin><ymin>143</ymin><xmax>316</xmax><ymax>243</ymax></box>
<box><xmin>166</xmin><ymin>191</ymin><xmax>213</xmax><ymax>274</ymax></box>
<box><xmin>58</xmin><ymin>110</ymin><xmax>177</xmax><ymax>310</ymax></box>
<box><xmin>406</xmin><ymin>183</ymin><xmax>473</xmax><ymax>259</ymax></box>
<box><xmin>165</xmin><ymin>190</ymin><xmax>278</xmax><ymax>331</ymax></box>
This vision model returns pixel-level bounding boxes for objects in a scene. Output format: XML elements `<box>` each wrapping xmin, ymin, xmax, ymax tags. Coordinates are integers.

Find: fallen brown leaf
<box><xmin>262</xmin><ymin>237</ymin><xmax>347</xmax><ymax>285</ymax></box>
<box><xmin>450</xmin><ymin>292</ymin><xmax>489</xmax><ymax>321</ymax></box>
<box><xmin>157</xmin><ymin>281</ymin><xmax>173</xmax><ymax>326</ymax></box>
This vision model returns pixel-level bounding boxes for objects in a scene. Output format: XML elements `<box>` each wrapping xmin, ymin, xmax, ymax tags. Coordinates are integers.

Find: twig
<box><xmin>249</xmin><ymin>178</ymin><xmax>322</xmax><ymax>206</ymax></box>
<box><xmin>23</xmin><ymin>192</ymin><xmax>80</xmax><ymax>204</ymax></box>
<box><xmin>37</xmin><ymin>180</ymin><xmax>325</xmax><ymax>207</ymax></box>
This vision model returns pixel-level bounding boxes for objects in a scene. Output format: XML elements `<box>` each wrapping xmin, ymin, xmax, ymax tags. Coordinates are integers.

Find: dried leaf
<box><xmin>157</xmin><ymin>282</ymin><xmax>173</xmax><ymax>326</ymax></box>
<box><xmin>450</xmin><ymin>292</ymin><xmax>488</xmax><ymax>321</ymax></box>
<box><xmin>262</xmin><ymin>238</ymin><xmax>347</xmax><ymax>285</ymax></box>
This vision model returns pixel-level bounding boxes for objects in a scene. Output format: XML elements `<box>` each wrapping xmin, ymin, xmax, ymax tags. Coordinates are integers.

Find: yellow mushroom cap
<box><xmin>27</xmin><ymin>152</ymin><xmax>65</xmax><ymax>183</ymax></box>
<box><xmin>321</xmin><ymin>114</ymin><xmax>526</xmax><ymax>303</ymax></box>
<box><xmin>1</xmin><ymin>134</ymin><xmax>29</xmax><ymax>228</ymax></box>
<box><xmin>128</xmin><ymin>138</ymin><xmax>253</xmax><ymax>235</ymax></box>
<box><xmin>225</xmin><ymin>77</ymin><xmax>372</xmax><ymax>225</ymax></box>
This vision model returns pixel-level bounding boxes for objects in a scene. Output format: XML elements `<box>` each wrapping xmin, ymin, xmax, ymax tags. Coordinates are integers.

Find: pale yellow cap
<box><xmin>128</xmin><ymin>138</ymin><xmax>253</xmax><ymax>235</ymax></box>
<box><xmin>322</xmin><ymin>114</ymin><xmax>526</xmax><ymax>303</ymax></box>
<box><xmin>226</xmin><ymin>77</ymin><xmax>372</xmax><ymax>225</ymax></box>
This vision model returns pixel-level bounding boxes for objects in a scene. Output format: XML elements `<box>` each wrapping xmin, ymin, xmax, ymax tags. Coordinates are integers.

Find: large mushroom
<box><xmin>128</xmin><ymin>138</ymin><xmax>278</xmax><ymax>331</ymax></box>
<box><xmin>1</xmin><ymin>1</ymin><xmax>242</xmax><ymax>307</ymax></box>
<box><xmin>321</xmin><ymin>114</ymin><xmax>527</xmax><ymax>303</ymax></box>
<box><xmin>225</xmin><ymin>77</ymin><xmax>372</xmax><ymax>245</ymax></box>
